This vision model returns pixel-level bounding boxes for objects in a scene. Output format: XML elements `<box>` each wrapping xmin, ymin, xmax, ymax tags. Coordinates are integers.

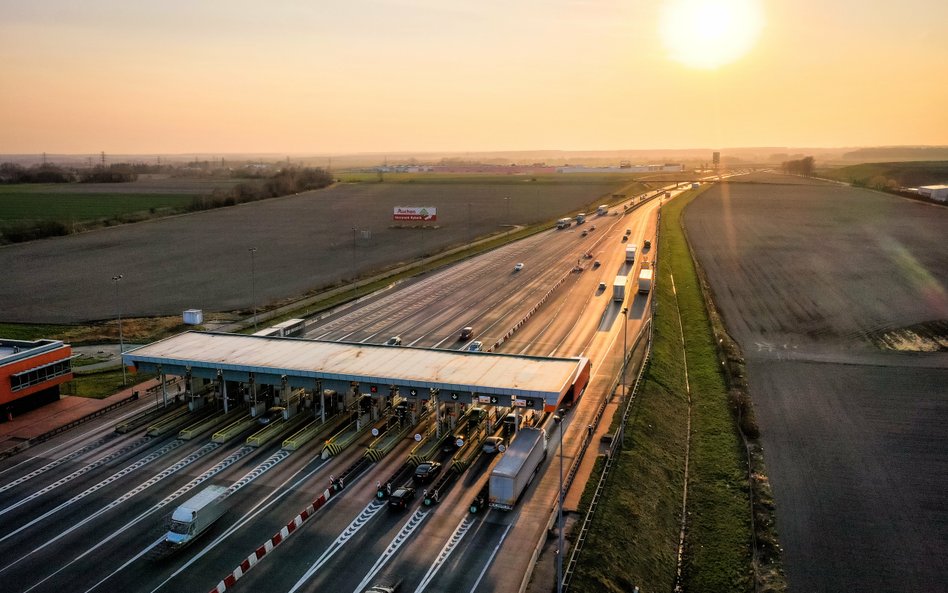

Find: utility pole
<box><xmin>249</xmin><ymin>248</ymin><xmax>258</xmax><ymax>330</ymax></box>
<box><xmin>111</xmin><ymin>275</ymin><xmax>126</xmax><ymax>386</ymax></box>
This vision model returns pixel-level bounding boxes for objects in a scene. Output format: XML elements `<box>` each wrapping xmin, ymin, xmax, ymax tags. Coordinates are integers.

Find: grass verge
<box><xmin>570</xmin><ymin>187</ymin><xmax>753</xmax><ymax>592</ymax></box>
<box><xmin>61</xmin><ymin>369</ymin><xmax>155</xmax><ymax>399</ymax></box>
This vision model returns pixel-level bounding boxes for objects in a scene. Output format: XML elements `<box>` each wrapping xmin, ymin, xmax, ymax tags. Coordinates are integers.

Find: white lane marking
<box><xmin>5</xmin><ymin>442</ymin><xmax>244</xmax><ymax>583</ymax></box>
<box><xmin>80</xmin><ymin>536</ymin><xmax>165</xmax><ymax>593</ymax></box>
<box><xmin>147</xmin><ymin>456</ymin><xmax>332</xmax><ymax>593</ymax></box>
<box><xmin>413</xmin><ymin>515</ymin><xmax>476</xmax><ymax>593</ymax></box>
<box><xmin>0</xmin><ymin>436</ymin><xmax>152</xmax><ymax>516</ymax></box>
<box><xmin>0</xmin><ymin>435</ymin><xmax>111</xmax><ymax>493</ymax></box>
<box><xmin>286</xmin><ymin>501</ymin><xmax>387</xmax><ymax>593</ymax></box>
<box><xmin>352</xmin><ymin>508</ymin><xmax>431</xmax><ymax>593</ymax></box>
<box><xmin>468</xmin><ymin>523</ymin><xmax>512</xmax><ymax>593</ymax></box>
<box><xmin>0</xmin><ymin>438</ymin><xmax>181</xmax><ymax>546</ymax></box>
<box><xmin>0</xmin><ymin>398</ymin><xmax>157</xmax><ymax>480</ymax></box>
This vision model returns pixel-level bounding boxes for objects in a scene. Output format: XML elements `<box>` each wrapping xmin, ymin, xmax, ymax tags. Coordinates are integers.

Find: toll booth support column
<box><xmin>317</xmin><ymin>380</ymin><xmax>325</xmax><ymax>424</ymax></box>
<box><xmin>221</xmin><ymin>374</ymin><xmax>229</xmax><ymax>414</ymax></box>
<box><xmin>160</xmin><ymin>370</ymin><xmax>168</xmax><ymax>408</ymax></box>
<box><xmin>434</xmin><ymin>391</ymin><xmax>441</xmax><ymax>439</ymax></box>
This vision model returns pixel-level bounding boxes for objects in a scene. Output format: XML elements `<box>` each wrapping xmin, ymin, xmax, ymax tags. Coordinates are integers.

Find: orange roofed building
<box><xmin>1</xmin><ymin>338</ymin><xmax>73</xmax><ymax>417</ymax></box>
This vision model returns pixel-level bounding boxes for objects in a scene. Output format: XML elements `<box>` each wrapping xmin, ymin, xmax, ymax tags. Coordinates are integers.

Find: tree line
<box><xmin>0</xmin><ymin>162</ymin><xmax>139</xmax><ymax>183</ymax></box>
<box><xmin>781</xmin><ymin>156</ymin><xmax>815</xmax><ymax>176</ymax></box>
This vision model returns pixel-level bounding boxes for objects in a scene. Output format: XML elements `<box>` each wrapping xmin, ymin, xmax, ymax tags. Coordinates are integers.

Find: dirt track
<box><xmin>1</xmin><ymin>180</ymin><xmax>619</xmax><ymax>323</ymax></box>
<box><xmin>684</xmin><ymin>173</ymin><xmax>948</xmax><ymax>592</ymax></box>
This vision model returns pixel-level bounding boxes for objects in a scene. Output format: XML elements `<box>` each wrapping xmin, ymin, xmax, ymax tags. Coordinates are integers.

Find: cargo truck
<box><xmin>613</xmin><ymin>276</ymin><xmax>627</xmax><ymax>302</ymax></box>
<box><xmin>556</xmin><ymin>218</ymin><xmax>572</xmax><ymax>229</ymax></box>
<box><xmin>638</xmin><ymin>269</ymin><xmax>653</xmax><ymax>294</ymax></box>
<box><xmin>626</xmin><ymin>245</ymin><xmax>637</xmax><ymax>263</ymax></box>
<box><xmin>596</xmin><ymin>204</ymin><xmax>608</xmax><ymax>215</ymax></box>
<box><xmin>164</xmin><ymin>485</ymin><xmax>228</xmax><ymax>549</ymax></box>
<box><xmin>488</xmin><ymin>427</ymin><xmax>547</xmax><ymax>510</ymax></box>
<box><xmin>575</xmin><ymin>213</ymin><xmax>586</xmax><ymax>224</ymax></box>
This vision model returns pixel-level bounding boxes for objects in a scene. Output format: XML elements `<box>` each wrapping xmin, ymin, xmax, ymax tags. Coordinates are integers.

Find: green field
<box><xmin>817</xmin><ymin>160</ymin><xmax>948</xmax><ymax>188</ymax></box>
<box><xmin>570</xmin><ymin>187</ymin><xmax>753</xmax><ymax>593</ymax></box>
<box><xmin>0</xmin><ymin>184</ymin><xmax>197</xmax><ymax>223</ymax></box>
<box><xmin>336</xmin><ymin>171</ymin><xmax>644</xmax><ymax>185</ymax></box>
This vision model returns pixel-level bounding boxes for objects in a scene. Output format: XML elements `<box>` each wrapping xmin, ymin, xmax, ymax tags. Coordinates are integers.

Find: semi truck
<box><xmin>164</xmin><ymin>484</ymin><xmax>228</xmax><ymax>549</ymax></box>
<box><xmin>613</xmin><ymin>276</ymin><xmax>627</xmax><ymax>302</ymax></box>
<box><xmin>626</xmin><ymin>245</ymin><xmax>637</xmax><ymax>263</ymax></box>
<box><xmin>556</xmin><ymin>218</ymin><xmax>572</xmax><ymax>229</ymax></box>
<box><xmin>488</xmin><ymin>427</ymin><xmax>548</xmax><ymax>510</ymax></box>
<box><xmin>596</xmin><ymin>204</ymin><xmax>608</xmax><ymax>215</ymax></box>
<box><xmin>638</xmin><ymin>269</ymin><xmax>653</xmax><ymax>294</ymax></box>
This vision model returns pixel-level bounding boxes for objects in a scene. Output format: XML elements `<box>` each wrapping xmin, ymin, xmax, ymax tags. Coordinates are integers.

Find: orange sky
<box><xmin>1</xmin><ymin>0</ymin><xmax>946</xmax><ymax>154</ymax></box>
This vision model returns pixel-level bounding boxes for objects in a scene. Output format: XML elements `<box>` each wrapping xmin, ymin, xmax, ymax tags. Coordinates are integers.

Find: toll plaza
<box><xmin>122</xmin><ymin>332</ymin><xmax>590</xmax><ymax>433</ymax></box>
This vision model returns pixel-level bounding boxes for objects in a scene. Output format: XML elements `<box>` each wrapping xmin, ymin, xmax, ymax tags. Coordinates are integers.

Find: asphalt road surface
<box><xmin>0</xmin><ymin>188</ymin><xmax>670</xmax><ymax>593</ymax></box>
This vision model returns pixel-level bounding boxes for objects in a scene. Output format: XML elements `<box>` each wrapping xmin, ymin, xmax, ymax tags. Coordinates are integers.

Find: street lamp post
<box><xmin>111</xmin><ymin>275</ymin><xmax>126</xmax><ymax>386</ymax></box>
<box><xmin>621</xmin><ymin>306</ymin><xmax>628</xmax><ymax>448</ymax></box>
<box><xmin>554</xmin><ymin>409</ymin><xmax>566</xmax><ymax>593</ymax></box>
<box><xmin>249</xmin><ymin>247</ymin><xmax>258</xmax><ymax>330</ymax></box>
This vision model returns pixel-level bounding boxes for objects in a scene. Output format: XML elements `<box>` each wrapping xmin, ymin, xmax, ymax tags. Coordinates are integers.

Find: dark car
<box><xmin>459</xmin><ymin>326</ymin><xmax>474</xmax><ymax>341</ymax></box>
<box><xmin>257</xmin><ymin>406</ymin><xmax>285</xmax><ymax>425</ymax></box>
<box><xmin>388</xmin><ymin>486</ymin><xmax>416</xmax><ymax>510</ymax></box>
<box><xmin>413</xmin><ymin>461</ymin><xmax>442</xmax><ymax>483</ymax></box>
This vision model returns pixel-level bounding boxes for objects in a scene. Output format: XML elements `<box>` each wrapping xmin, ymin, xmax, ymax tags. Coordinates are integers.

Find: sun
<box><xmin>660</xmin><ymin>0</ymin><xmax>764</xmax><ymax>69</ymax></box>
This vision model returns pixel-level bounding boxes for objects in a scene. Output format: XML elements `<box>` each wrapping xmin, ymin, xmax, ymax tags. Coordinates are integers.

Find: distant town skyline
<box><xmin>2</xmin><ymin>0</ymin><xmax>946</xmax><ymax>154</ymax></box>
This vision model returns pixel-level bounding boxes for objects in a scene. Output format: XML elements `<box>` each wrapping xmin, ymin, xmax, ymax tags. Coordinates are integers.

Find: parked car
<box><xmin>483</xmin><ymin>436</ymin><xmax>506</xmax><ymax>454</ymax></box>
<box><xmin>414</xmin><ymin>461</ymin><xmax>442</xmax><ymax>483</ymax></box>
<box><xmin>467</xmin><ymin>341</ymin><xmax>483</xmax><ymax>352</ymax></box>
<box><xmin>257</xmin><ymin>406</ymin><xmax>285</xmax><ymax>425</ymax></box>
<box><xmin>388</xmin><ymin>486</ymin><xmax>416</xmax><ymax>510</ymax></box>
<box><xmin>385</xmin><ymin>336</ymin><xmax>402</xmax><ymax>346</ymax></box>
<box><xmin>459</xmin><ymin>326</ymin><xmax>474</xmax><ymax>341</ymax></box>
<box><xmin>513</xmin><ymin>263</ymin><xmax>524</xmax><ymax>272</ymax></box>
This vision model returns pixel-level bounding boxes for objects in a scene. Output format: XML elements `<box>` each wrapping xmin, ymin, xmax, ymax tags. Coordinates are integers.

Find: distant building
<box><xmin>1</xmin><ymin>338</ymin><xmax>73</xmax><ymax>417</ymax></box>
<box><xmin>918</xmin><ymin>185</ymin><xmax>948</xmax><ymax>202</ymax></box>
<box><xmin>557</xmin><ymin>163</ymin><xmax>683</xmax><ymax>173</ymax></box>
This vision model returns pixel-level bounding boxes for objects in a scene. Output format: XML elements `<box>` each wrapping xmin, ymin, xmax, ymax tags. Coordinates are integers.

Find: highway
<box><xmin>0</xmin><ymin>186</ymin><xmax>676</xmax><ymax>593</ymax></box>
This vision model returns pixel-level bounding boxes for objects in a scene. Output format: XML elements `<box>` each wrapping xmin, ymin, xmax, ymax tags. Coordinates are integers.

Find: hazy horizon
<box><xmin>2</xmin><ymin>0</ymin><xmax>947</xmax><ymax>154</ymax></box>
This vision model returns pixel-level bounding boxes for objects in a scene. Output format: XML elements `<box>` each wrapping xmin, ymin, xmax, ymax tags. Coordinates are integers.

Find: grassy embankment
<box><xmin>817</xmin><ymin>160</ymin><xmax>948</xmax><ymax>189</ymax></box>
<box><xmin>571</xmin><ymin>187</ymin><xmax>753</xmax><ymax>592</ymax></box>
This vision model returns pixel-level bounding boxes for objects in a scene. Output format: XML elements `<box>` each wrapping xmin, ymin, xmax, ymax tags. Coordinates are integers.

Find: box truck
<box><xmin>488</xmin><ymin>427</ymin><xmax>547</xmax><ymax>510</ymax></box>
<box><xmin>638</xmin><ymin>269</ymin><xmax>653</xmax><ymax>294</ymax></box>
<box><xmin>613</xmin><ymin>276</ymin><xmax>627</xmax><ymax>302</ymax></box>
<box><xmin>626</xmin><ymin>245</ymin><xmax>637</xmax><ymax>263</ymax></box>
<box><xmin>164</xmin><ymin>485</ymin><xmax>228</xmax><ymax>549</ymax></box>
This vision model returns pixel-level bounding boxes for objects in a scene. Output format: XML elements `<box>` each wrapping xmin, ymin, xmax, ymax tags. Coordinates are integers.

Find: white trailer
<box><xmin>638</xmin><ymin>269</ymin><xmax>653</xmax><ymax>294</ymax></box>
<box><xmin>613</xmin><ymin>276</ymin><xmax>627</xmax><ymax>302</ymax></box>
<box><xmin>488</xmin><ymin>427</ymin><xmax>547</xmax><ymax>510</ymax></box>
<box><xmin>164</xmin><ymin>485</ymin><xmax>228</xmax><ymax>548</ymax></box>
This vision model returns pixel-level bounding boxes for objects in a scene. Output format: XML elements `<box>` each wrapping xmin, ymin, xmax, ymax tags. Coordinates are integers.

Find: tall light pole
<box><xmin>249</xmin><ymin>247</ymin><xmax>258</xmax><ymax>330</ymax></box>
<box><xmin>111</xmin><ymin>274</ymin><xmax>126</xmax><ymax>386</ymax></box>
<box><xmin>554</xmin><ymin>409</ymin><xmax>566</xmax><ymax>593</ymax></box>
<box><xmin>621</xmin><ymin>306</ymin><xmax>628</xmax><ymax>448</ymax></box>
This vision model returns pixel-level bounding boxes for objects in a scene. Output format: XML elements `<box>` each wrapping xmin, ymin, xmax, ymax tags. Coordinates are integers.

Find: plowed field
<box><xmin>684</xmin><ymin>173</ymin><xmax>948</xmax><ymax>592</ymax></box>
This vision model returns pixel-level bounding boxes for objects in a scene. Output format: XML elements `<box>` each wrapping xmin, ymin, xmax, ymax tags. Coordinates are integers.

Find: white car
<box><xmin>513</xmin><ymin>263</ymin><xmax>524</xmax><ymax>272</ymax></box>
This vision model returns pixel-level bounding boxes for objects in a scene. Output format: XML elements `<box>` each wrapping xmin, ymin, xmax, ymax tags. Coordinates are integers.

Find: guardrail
<box><xmin>0</xmin><ymin>390</ymin><xmax>144</xmax><ymax>460</ymax></box>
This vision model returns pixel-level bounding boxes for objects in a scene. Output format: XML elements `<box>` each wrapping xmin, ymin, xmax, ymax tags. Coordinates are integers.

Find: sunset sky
<box><xmin>2</xmin><ymin>0</ymin><xmax>946</xmax><ymax>154</ymax></box>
